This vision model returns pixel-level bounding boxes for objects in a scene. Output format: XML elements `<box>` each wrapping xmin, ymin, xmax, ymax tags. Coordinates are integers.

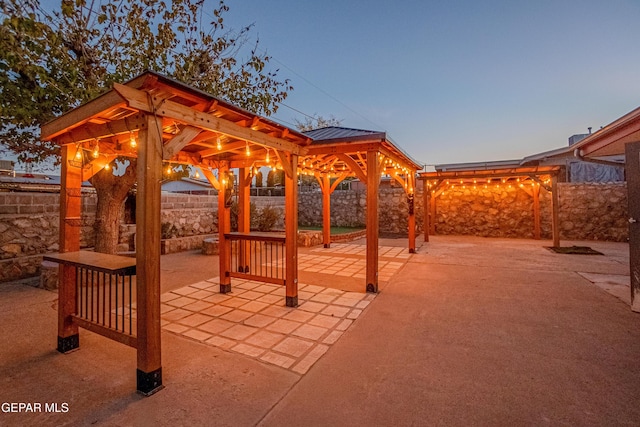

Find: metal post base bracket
<box><xmin>57</xmin><ymin>334</ymin><xmax>79</xmax><ymax>354</ymax></box>
<box><xmin>366</xmin><ymin>283</ymin><xmax>378</xmax><ymax>293</ymax></box>
<box><xmin>220</xmin><ymin>283</ymin><xmax>231</xmax><ymax>294</ymax></box>
<box><xmin>137</xmin><ymin>368</ymin><xmax>163</xmax><ymax>396</ymax></box>
<box><xmin>286</xmin><ymin>296</ymin><xmax>298</xmax><ymax>307</ymax></box>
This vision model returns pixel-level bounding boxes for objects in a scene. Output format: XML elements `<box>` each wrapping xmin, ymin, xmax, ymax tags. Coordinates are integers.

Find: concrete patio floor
<box><xmin>1</xmin><ymin>235</ymin><xmax>640</xmax><ymax>426</ymax></box>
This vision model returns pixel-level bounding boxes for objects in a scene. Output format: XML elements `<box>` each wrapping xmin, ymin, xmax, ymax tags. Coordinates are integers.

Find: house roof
<box><xmin>571</xmin><ymin>106</ymin><xmax>640</xmax><ymax>157</ymax></box>
<box><xmin>434</xmin><ymin>159</ymin><xmax>522</xmax><ymax>172</ymax></box>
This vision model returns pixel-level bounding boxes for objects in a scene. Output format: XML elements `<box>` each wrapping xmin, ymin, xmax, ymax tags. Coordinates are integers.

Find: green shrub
<box><xmin>254</xmin><ymin>205</ymin><xmax>280</xmax><ymax>231</ymax></box>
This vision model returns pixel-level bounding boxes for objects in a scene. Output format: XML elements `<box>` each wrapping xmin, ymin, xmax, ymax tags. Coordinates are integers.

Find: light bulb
<box><xmin>245</xmin><ymin>142</ymin><xmax>250</xmax><ymax>157</ymax></box>
<box><xmin>167</xmin><ymin>165</ymin><xmax>172</xmax><ymax>174</ymax></box>
<box><xmin>130</xmin><ymin>134</ymin><xmax>137</xmax><ymax>148</ymax></box>
<box><xmin>104</xmin><ymin>163</ymin><xmax>110</xmax><ymax>171</ymax></box>
<box><xmin>92</xmin><ymin>142</ymin><xmax>99</xmax><ymax>158</ymax></box>
<box><xmin>216</xmin><ymin>137</ymin><xmax>222</xmax><ymax>150</ymax></box>
<box><xmin>75</xmin><ymin>148</ymin><xmax>82</xmax><ymax>161</ymax></box>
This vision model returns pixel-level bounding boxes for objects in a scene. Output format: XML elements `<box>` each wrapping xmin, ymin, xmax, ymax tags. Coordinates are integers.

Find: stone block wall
<box><xmin>0</xmin><ymin>192</ymin><xmax>96</xmax><ymax>282</ymax></box>
<box><xmin>556</xmin><ymin>182</ymin><xmax>628</xmax><ymax>241</ymax></box>
<box><xmin>298</xmin><ymin>188</ymin><xmax>421</xmax><ymax>235</ymax></box>
<box><xmin>430</xmin><ymin>182</ymin><xmax>627</xmax><ymax>242</ymax></box>
<box><xmin>160</xmin><ymin>193</ymin><xmax>218</xmax><ymax>238</ymax></box>
<box><xmin>0</xmin><ymin>182</ymin><xmax>629</xmax><ymax>283</ymax></box>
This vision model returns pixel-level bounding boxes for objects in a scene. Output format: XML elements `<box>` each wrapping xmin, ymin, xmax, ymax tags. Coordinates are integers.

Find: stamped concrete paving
<box><xmin>2</xmin><ymin>236</ymin><xmax>640</xmax><ymax>426</ymax></box>
<box><xmin>161</xmin><ymin>278</ymin><xmax>376</xmax><ymax>374</ymax></box>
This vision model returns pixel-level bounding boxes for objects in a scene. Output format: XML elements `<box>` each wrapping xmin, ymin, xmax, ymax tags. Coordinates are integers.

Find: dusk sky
<box><xmin>218</xmin><ymin>0</ymin><xmax>640</xmax><ymax>167</ymax></box>
<box><xmin>23</xmin><ymin>0</ymin><xmax>640</xmax><ymax>170</ymax></box>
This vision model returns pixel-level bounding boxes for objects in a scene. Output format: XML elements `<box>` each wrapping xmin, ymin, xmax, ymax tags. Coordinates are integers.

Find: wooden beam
<box><xmin>329</xmin><ymin>173</ymin><xmax>348</xmax><ymax>192</ymax></box>
<box><xmin>284</xmin><ymin>153</ymin><xmax>299</xmax><ymax>307</ymax></box>
<box><xmin>82</xmin><ymin>155</ymin><xmax>118</xmax><ymax>181</ymax></box>
<box><xmin>113</xmin><ymin>84</ymin><xmax>306</xmax><ymax>155</ymax></box>
<box><xmin>276</xmin><ymin>150</ymin><xmax>293</xmax><ymax>179</ymax></box>
<box><xmin>408</xmin><ymin>174</ymin><xmax>416</xmax><ymax>253</ymax></box>
<box><xmin>238</xmin><ymin>167</ymin><xmax>251</xmax><ymax>273</ymax></box>
<box><xmin>551</xmin><ymin>175</ymin><xmax>560</xmax><ymax>247</ymax></box>
<box><xmin>322</xmin><ymin>174</ymin><xmax>331</xmax><ymax>248</ymax></box>
<box><xmin>136</xmin><ymin>113</ymin><xmax>163</xmax><ymax>395</ymax></box>
<box><xmin>218</xmin><ymin>162</ymin><xmax>232</xmax><ymax>293</ymax></box>
<box><xmin>163</xmin><ymin>126</ymin><xmax>201</xmax><ymax>160</ymax></box>
<box><xmin>423</xmin><ymin>186</ymin><xmax>430</xmax><ymax>242</ymax></box>
<box><xmin>390</xmin><ymin>172</ymin><xmax>407</xmax><ymax>189</ymax></box>
<box><xmin>430</xmin><ymin>192</ymin><xmax>437</xmax><ymax>235</ymax></box>
<box><xmin>533</xmin><ymin>184</ymin><xmax>541</xmax><ymax>240</ymax></box>
<box><xmin>200</xmin><ymin>168</ymin><xmax>221</xmax><ymax>191</ymax></box>
<box><xmin>336</xmin><ymin>153</ymin><xmax>367</xmax><ymax>183</ymax></box>
<box><xmin>57</xmin><ymin>145</ymin><xmax>82</xmax><ymax>353</ymax></box>
<box><xmin>50</xmin><ymin>114</ymin><xmax>147</xmax><ymax>146</ymax></box>
<box><xmin>199</xmin><ymin>140</ymin><xmax>246</xmax><ymax>158</ymax></box>
<box><xmin>366</xmin><ymin>150</ymin><xmax>379</xmax><ymax>293</ymax></box>
<box><xmin>41</xmin><ymin>74</ymin><xmax>152</xmax><ymax>141</ymax></box>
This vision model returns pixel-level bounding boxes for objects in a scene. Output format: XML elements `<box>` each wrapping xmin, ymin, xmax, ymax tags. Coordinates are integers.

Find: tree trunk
<box><xmin>89</xmin><ymin>160</ymin><xmax>137</xmax><ymax>254</ymax></box>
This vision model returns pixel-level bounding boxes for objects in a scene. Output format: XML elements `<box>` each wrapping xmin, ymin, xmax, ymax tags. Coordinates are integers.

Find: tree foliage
<box><xmin>266</xmin><ymin>168</ymin><xmax>284</xmax><ymax>187</ymax></box>
<box><xmin>0</xmin><ymin>0</ymin><xmax>293</xmax><ymax>253</ymax></box>
<box><xmin>0</xmin><ymin>0</ymin><xmax>293</xmax><ymax>163</ymax></box>
<box><xmin>294</xmin><ymin>114</ymin><xmax>343</xmax><ymax>132</ymax></box>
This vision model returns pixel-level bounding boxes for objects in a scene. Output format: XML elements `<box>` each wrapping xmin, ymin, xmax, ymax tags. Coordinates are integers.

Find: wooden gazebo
<box><xmin>39</xmin><ymin>72</ymin><xmax>421</xmax><ymax>394</ymax></box>
<box><xmin>303</xmin><ymin>127</ymin><xmax>423</xmax><ymax>291</ymax></box>
<box><xmin>420</xmin><ymin>165</ymin><xmax>561</xmax><ymax>245</ymax></box>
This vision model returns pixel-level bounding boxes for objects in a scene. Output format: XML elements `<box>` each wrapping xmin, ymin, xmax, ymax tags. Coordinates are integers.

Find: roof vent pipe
<box><xmin>588</xmin><ymin>127</ymin><xmax>592</xmax><ymax>134</ymax></box>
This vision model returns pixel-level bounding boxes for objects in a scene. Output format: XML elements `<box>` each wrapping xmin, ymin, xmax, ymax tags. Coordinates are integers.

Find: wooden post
<box><xmin>551</xmin><ymin>174</ymin><xmax>560</xmax><ymax>247</ymax></box>
<box><xmin>366</xmin><ymin>151</ymin><xmax>379</xmax><ymax>293</ymax></box>
<box><xmin>136</xmin><ymin>113</ymin><xmax>163</xmax><ymax>395</ymax></box>
<box><xmin>624</xmin><ymin>141</ymin><xmax>640</xmax><ymax>312</ymax></box>
<box><xmin>408</xmin><ymin>173</ymin><xmax>416</xmax><ymax>253</ymax></box>
<box><xmin>533</xmin><ymin>184</ymin><xmax>541</xmax><ymax>240</ymax></box>
<box><xmin>423</xmin><ymin>184</ymin><xmax>430</xmax><ymax>242</ymax></box>
<box><xmin>322</xmin><ymin>173</ymin><xmax>331</xmax><ymax>248</ymax></box>
<box><xmin>429</xmin><ymin>192</ymin><xmax>437</xmax><ymax>235</ymax></box>
<box><xmin>57</xmin><ymin>144</ymin><xmax>82</xmax><ymax>353</ymax></box>
<box><xmin>218</xmin><ymin>162</ymin><xmax>231</xmax><ymax>293</ymax></box>
<box><xmin>238</xmin><ymin>168</ymin><xmax>251</xmax><ymax>272</ymax></box>
<box><xmin>284</xmin><ymin>153</ymin><xmax>299</xmax><ymax>307</ymax></box>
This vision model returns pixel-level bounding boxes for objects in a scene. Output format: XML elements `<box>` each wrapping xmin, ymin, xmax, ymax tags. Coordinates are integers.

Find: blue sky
<box><xmin>19</xmin><ymin>0</ymin><xmax>640</xmax><ymax>170</ymax></box>
<box><xmin>218</xmin><ymin>0</ymin><xmax>640</xmax><ymax>167</ymax></box>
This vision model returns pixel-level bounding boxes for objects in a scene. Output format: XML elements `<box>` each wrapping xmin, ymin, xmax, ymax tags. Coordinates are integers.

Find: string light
<box><xmin>266</xmin><ymin>150</ymin><xmax>270</xmax><ymax>164</ymax></box>
<box><xmin>74</xmin><ymin>145</ymin><xmax>82</xmax><ymax>161</ymax></box>
<box><xmin>167</xmin><ymin>165</ymin><xmax>172</xmax><ymax>175</ymax></box>
<box><xmin>216</xmin><ymin>136</ymin><xmax>222</xmax><ymax>150</ymax></box>
<box><xmin>92</xmin><ymin>140</ymin><xmax>100</xmax><ymax>158</ymax></box>
<box><xmin>129</xmin><ymin>132</ymin><xmax>137</xmax><ymax>148</ymax></box>
<box><xmin>104</xmin><ymin>162</ymin><xmax>110</xmax><ymax>171</ymax></box>
<box><xmin>245</xmin><ymin>141</ymin><xmax>250</xmax><ymax>157</ymax></box>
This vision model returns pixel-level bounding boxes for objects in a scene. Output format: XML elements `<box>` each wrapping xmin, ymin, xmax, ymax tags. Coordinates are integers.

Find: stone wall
<box><xmin>298</xmin><ymin>188</ymin><xmax>422</xmax><ymax>236</ymax></box>
<box><xmin>431</xmin><ymin>182</ymin><xmax>627</xmax><ymax>242</ymax></box>
<box><xmin>0</xmin><ymin>192</ymin><xmax>96</xmax><ymax>282</ymax></box>
<box><xmin>556</xmin><ymin>182</ymin><xmax>628</xmax><ymax>241</ymax></box>
<box><xmin>0</xmin><ymin>183</ymin><xmax>629</xmax><ymax>283</ymax></box>
<box><xmin>159</xmin><ymin>193</ymin><xmax>218</xmax><ymax>239</ymax></box>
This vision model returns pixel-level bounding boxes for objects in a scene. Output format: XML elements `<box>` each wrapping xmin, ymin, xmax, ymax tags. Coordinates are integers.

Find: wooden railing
<box><xmin>225</xmin><ymin>232</ymin><xmax>286</xmax><ymax>286</ymax></box>
<box><xmin>44</xmin><ymin>251</ymin><xmax>137</xmax><ymax>348</ymax></box>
